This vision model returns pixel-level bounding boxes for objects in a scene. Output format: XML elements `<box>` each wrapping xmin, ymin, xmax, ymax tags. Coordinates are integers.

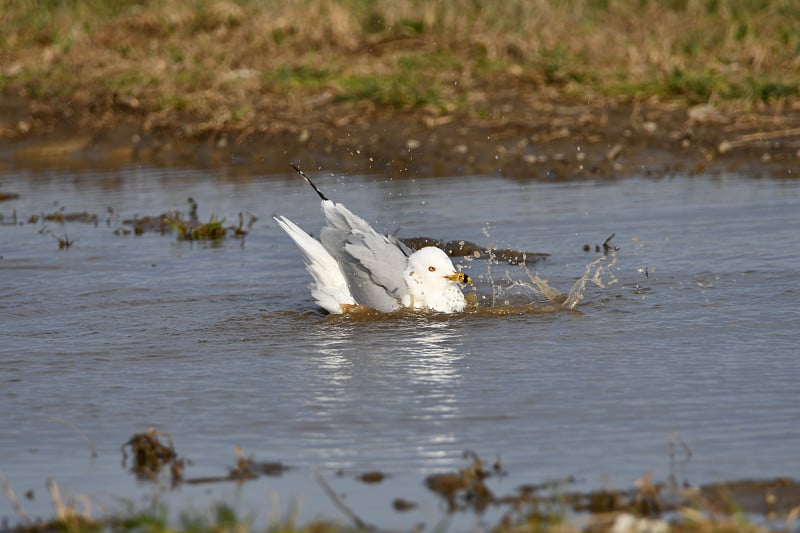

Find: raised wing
<box><xmin>319</xmin><ymin>200</ymin><xmax>411</xmax><ymax>313</ymax></box>
<box><xmin>273</xmin><ymin>216</ymin><xmax>355</xmax><ymax>314</ymax></box>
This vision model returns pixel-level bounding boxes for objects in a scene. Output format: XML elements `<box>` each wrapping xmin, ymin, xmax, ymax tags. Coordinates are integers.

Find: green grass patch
<box><xmin>269</xmin><ymin>64</ymin><xmax>331</xmax><ymax>91</ymax></box>
<box><xmin>169</xmin><ymin>214</ymin><xmax>226</xmax><ymax>241</ymax></box>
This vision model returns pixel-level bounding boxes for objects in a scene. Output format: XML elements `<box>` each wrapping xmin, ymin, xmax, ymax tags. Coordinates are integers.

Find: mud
<box><xmin>2</xmin><ymin>91</ymin><xmax>799</xmax><ymax>180</ymax></box>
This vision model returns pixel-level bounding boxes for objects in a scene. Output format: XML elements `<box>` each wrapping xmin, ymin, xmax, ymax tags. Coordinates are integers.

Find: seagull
<box><xmin>274</xmin><ymin>164</ymin><xmax>472</xmax><ymax>314</ymax></box>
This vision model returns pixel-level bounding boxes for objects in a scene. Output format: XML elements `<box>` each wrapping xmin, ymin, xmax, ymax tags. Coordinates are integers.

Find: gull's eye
<box><xmin>428</xmin><ymin>266</ymin><xmax>436</xmax><ymax>272</ymax></box>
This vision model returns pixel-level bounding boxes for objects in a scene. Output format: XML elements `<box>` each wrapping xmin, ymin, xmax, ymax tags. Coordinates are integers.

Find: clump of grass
<box><xmin>168</xmin><ymin>213</ymin><xmax>226</xmax><ymax>241</ymax></box>
<box><xmin>118</xmin><ymin>202</ymin><xmax>253</xmax><ymax>240</ymax></box>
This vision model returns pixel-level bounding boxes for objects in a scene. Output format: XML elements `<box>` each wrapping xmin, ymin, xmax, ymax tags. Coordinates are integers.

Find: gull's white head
<box><xmin>402</xmin><ymin>246</ymin><xmax>471</xmax><ymax>313</ymax></box>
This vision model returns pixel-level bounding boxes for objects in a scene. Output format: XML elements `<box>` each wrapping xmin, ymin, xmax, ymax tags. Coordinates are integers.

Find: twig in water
<box><xmin>668</xmin><ymin>432</ymin><xmax>693</xmax><ymax>492</ymax></box>
<box><xmin>602</xmin><ymin>233</ymin><xmax>617</xmax><ymax>251</ymax></box>
<box><xmin>0</xmin><ymin>472</ymin><xmax>32</xmax><ymax>526</ymax></box>
<box><xmin>49</xmin><ymin>416</ymin><xmax>98</xmax><ymax>458</ymax></box>
<box><xmin>313</xmin><ymin>467</ymin><xmax>374</xmax><ymax>531</ymax></box>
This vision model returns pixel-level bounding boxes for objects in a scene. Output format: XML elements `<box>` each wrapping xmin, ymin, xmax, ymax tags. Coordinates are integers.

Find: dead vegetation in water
<box><xmin>117</xmin><ymin>212</ymin><xmax>175</xmax><ymax>236</ymax></box>
<box><xmin>4</xmin><ymin>440</ymin><xmax>800</xmax><ymax>533</ymax></box>
<box><xmin>583</xmin><ymin>233</ymin><xmax>619</xmax><ymax>255</ymax></box>
<box><xmin>224</xmin><ymin>446</ymin><xmax>290</xmax><ymax>482</ymax></box>
<box><xmin>0</xmin><ymin>191</ymin><xmax>20</xmax><ymax>202</ymax></box>
<box><xmin>121</xmin><ymin>427</ymin><xmax>183</xmax><ymax>485</ymax></box>
<box><xmin>421</xmin><ymin>452</ymin><xmax>800</xmax><ymax>533</ymax></box>
<box><xmin>118</xmin><ymin>437</ymin><xmax>290</xmax><ymax>487</ymax></box>
<box><xmin>425</xmin><ymin>450</ymin><xmax>497</xmax><ymax>513</ymax></box>
<box><xmin>116</xmin><ymin>198</ymin><xmax>256</xmax><ymax>241</ymax></box>
<box><xmin>41</xmin><ymin>208</ymin><xmax>98</xmax><ymax>225</ymax></box>
<box><xmin>357</xmin><ymin>471</ymin><xmax>387</xmax><ymax>484</ymax></box>
<box><xmin>55</xmin><ymin>234</ymin><xmax>74</xmax><ymax>249</ymax></box>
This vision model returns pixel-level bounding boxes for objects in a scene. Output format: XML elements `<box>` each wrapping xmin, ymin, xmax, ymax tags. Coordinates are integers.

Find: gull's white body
<box><xmin>274</xmin><ymin>195</ymin><xmax>468</xmax><ymax>314</ymax></box>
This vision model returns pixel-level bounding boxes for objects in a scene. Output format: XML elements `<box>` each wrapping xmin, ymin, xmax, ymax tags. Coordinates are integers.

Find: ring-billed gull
<box><xmin>274</xmin><ymin>164</ymin><xmax>472</xmax><ymax>314</ymax></box>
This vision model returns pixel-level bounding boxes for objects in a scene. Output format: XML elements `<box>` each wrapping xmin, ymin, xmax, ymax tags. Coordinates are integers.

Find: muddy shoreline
<box><xmin>2</xmin><ymin>92</ymin><xmax>799</xmax><ymax>179</ymax></box>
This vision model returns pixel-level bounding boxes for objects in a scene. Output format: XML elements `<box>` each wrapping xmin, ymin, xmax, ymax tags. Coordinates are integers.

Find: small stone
<box><xmin>393</xmin><ymin>498</ymin><xmax>417</xmax><ymax>512</ymax></box>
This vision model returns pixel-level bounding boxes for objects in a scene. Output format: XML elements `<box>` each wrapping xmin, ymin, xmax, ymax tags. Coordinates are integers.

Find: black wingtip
<box><xmin>290</xmin><ymin>162</ymin><xmax>329</xmax><ymax>202</ymax></box>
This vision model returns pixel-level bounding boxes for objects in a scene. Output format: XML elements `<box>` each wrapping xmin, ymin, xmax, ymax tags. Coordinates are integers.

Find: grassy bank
<box><xmin>2</xmin><ymin>0</ymin><xmax>799</xmax><ymax>121</ymax></box>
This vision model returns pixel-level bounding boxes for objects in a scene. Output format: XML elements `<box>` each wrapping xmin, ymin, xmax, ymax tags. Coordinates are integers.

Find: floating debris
<box><xmin>43</xmin><ymin>208</ymin><xmax>98</xmax><ymax>225</ymax></box>
<box><xmin>121</xmin><ymin>428</ymin><xmax>182</xmax><ymax>485</ymax></box>
<box><xmin>116</xmin><ymin>199</ymin><xmax>251</xmax><ymax>241</ymax></box>
<box><xmin>0</xmin><ymin>209</ymin><xmax>20</xmax><ymax>226</ymax></box>
<box><xmin>228</xmin><ymin>446</ymin><xmax>289</xmax><ymax>480</ymax></box>
<box><xmin>583</xmin><ymin>233</ymin><xmax>618</xmax><ymax>254</ymax></box>
<box><xmin>0</xmin><ymin>191</ymin><xmax>20</xmax><ymax>202</ymax></box>
<box><xmin>183</xmin><ymin>447</ymin><xmax>290</xmax><ymax>486</ymax></box>
<box><xmin>392</xmin><ymin>498</ymin><xmax>417</xmax><ymax>512</ymax></box>
<box><xmin>228</xmin><ymin>211</ymin><xmax>257</xmax><ymax>238</ymax></box>
<box><xmin>358</xmin><ymin>471</ymin><xmax>386</xmax><ymax>484</ymax></box>
<box><xmin>56</xmin><ymin>234</ymin><xmax>74</xmax><ymax>249</ymax></box>
<box><xmin>424</xmin><ymin>450</ymin><xmax>495</xmax><ymax>513</ymax></box>
<box><xmin>119</xmin><ymin>213</ymin><xmax>176</xmax><ymax>235</ymax></box>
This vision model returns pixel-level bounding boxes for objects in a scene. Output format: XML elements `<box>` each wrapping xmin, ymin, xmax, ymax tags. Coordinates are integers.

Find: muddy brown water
<box><xmin>1</xmin><ymin>168</ymin><xmax>799</xmax><ymax>529</ymax></box>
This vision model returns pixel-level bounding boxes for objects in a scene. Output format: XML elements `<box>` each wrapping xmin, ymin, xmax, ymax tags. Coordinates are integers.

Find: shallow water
<box><xmin>1</xmin><ymin>168</ymin><xmax>799</xmax><ymax>528</ymax></box>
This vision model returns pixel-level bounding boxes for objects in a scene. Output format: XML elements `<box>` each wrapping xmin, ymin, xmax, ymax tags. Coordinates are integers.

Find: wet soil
<box><xmin>2</xmin><ymin>89</ymin><xmax>799</xmax><ymax>179</ymax></box>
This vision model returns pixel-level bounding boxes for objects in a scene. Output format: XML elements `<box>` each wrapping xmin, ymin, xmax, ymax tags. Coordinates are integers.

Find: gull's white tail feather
<box><xmin>274</xmin><ymin>216</ymin><xmax>355</xmax><ymax>313</ymax></box>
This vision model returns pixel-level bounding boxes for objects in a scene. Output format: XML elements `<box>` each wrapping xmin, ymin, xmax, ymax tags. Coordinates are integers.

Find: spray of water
<box><xmin>559</xmin><ymin>250</ymin><xmax>618</xmax><ymax>310</ymax></box>
<box><xmin>468</xmin><ymin>239</ymin><xmax>618</xmax><ymax>312</ymax></box>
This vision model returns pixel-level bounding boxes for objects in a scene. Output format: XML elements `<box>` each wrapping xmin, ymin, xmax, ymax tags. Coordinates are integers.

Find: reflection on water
<box><xmin>301</xmin><ymin>317</ymin><xmax>469</xmax><ymax>472</ymax></box>
<box><xmin>1</xmin><ymin>170</ymin><xmax>799</xmax><ymax>527</ymax></box>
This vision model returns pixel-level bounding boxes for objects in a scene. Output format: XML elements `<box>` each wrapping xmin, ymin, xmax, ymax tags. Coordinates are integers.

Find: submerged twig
<box><xmin>668</xmin><ymin>432</ymin><xmax>693</xmax><ymax>492</ymax></box>
<box><xmin>313</xmin><ymin>468</ymin><xmax>374</xmax><ymax>531</ymax></box>
<box><xmin>602</xmin><ymin>233</ymin><xmax>618</xmax><ymax>254</ymax></box>
<box><xmin>49</xmin><ymin>416</ymin><xmax>97</xmax><ymax>459</ymax></box>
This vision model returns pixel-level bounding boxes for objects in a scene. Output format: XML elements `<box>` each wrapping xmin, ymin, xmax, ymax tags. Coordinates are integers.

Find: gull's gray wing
<box><xmin>319</xmin><ymin>200</ymin><xmax>411</xmax><ymax>312</ymax></box>
<box><xmin>343</xmin><ymin>229</ymin><xmax>410</xmax><ymax>311</ymax></box>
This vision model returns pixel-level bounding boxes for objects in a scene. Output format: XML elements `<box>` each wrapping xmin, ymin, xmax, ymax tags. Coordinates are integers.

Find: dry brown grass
<box><xmin>2</xmin><ymin>1</ymin><xmax>798</xmax><ymax>118</ymax></box>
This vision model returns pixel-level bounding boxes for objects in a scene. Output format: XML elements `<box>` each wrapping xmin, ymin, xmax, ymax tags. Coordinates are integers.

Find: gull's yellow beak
<box><xmin>445</xmin><ymin>272</ymin><xmax>472</xmax><ymax>285</ymax></box>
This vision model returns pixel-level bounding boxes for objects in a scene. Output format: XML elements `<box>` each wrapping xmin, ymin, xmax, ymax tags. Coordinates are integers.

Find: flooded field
<box><xmin>1</xmin><ymin>168</ymin><xmax>799</xmax><ymax>530</ymax></box>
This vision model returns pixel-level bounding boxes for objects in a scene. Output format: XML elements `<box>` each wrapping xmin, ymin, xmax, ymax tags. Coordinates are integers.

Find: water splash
<box><xmin>469</xmin><ymin>249</ymin><xmax>618</xmax><ymax>312</ymax></box>
<box><xmin>560</xmin><ymin>250</ymin><xmax>618</xmax><ymax>310</ymax></box>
